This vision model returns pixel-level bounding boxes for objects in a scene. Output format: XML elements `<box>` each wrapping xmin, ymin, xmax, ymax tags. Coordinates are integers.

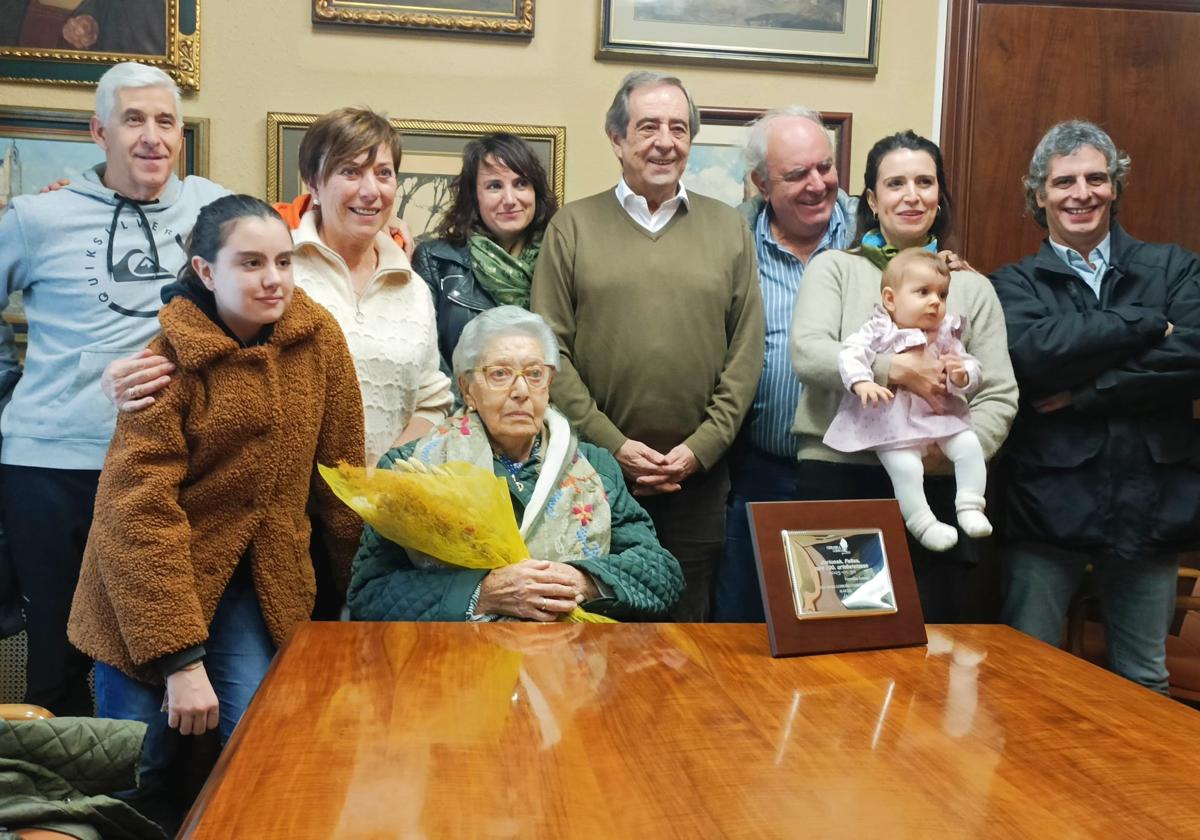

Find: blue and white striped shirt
<box><xmin>747</xmin><ymin>199</ymin><xmax>853</xmax><ymax>457</ymax></box>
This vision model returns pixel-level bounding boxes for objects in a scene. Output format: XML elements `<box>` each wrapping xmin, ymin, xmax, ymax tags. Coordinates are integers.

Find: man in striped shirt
<box><xmin>712</xmin><ymin>107</ymin><xmax>858</xmax><ymax>622</ymax></box>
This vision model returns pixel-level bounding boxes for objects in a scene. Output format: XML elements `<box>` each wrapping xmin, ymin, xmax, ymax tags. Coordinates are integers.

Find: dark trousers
<box><xmin>713</xmin><ymin>445</ymin><xmax>799</xmax><ymax>622</ymax></box>
<box><xmin>794</xmin><ymin>459</ymin><xmax>991</xmax><ymax>625</ymax></box>
<box><xmin>638</xmin><ymin>459</ymin><xmax>730</xmax><ymax>622</ymax></box>
<box><xmin>0</xmin><ymin>464</ymin><xmax>98</xmax><ymax>715</ymax></box>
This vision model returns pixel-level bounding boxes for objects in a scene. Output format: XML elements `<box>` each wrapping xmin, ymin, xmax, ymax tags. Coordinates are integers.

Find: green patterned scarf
<box><xmin>857</xmin><ymin>229</ymin><xmax>939</xmax><ymax>271</ymax></box>
<box><xmin>468</xmin><ymin>232</ymin><xmax>542</xmax><ymax>308</ymax></box>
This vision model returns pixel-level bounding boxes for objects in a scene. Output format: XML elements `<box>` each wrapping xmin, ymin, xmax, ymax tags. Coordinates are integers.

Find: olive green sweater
<box><xmin>531</xmin><ymin>190</ymin><xmax>764</xmax><ymax>469</ymax></box>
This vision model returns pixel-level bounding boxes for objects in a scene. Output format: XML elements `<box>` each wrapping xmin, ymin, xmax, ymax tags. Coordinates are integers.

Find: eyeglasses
<box><xmin>472</xmin><ymin>363</ymin><xmax>553</xmax><ymax>391</ymax></box>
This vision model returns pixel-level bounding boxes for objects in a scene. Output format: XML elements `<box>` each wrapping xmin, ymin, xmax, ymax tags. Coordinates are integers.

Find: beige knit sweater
<box><xmin>292</xmin><ymin>211</ymin><xmax>452</xmax><ymax>464</ymax></box>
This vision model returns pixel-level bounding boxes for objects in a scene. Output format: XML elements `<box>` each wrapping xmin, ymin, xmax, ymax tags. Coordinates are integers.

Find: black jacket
<box><xmin>411</xmin><ymin>238</ymin><xmax>498</xmax><ymax>374</ymax></box>
<box><xmin>991</xmin><ymin>223</ymin><xmax>1200</xmax><ymax>560</ymax></box>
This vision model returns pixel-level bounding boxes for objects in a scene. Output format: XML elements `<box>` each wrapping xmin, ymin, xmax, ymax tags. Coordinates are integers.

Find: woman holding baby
<box><xmin>789</xmin><ymin>130</ymin><xmax>1018</xmax><ymax>623</ymax></box>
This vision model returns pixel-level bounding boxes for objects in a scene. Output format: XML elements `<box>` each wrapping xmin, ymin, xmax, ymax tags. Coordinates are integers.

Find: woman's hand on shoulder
<box><xmin>938</xmin><ymin>249</ymin><xmax>975</xmax><ymax>274</ymax></box>
<box><xmin>101</xmin><ymin>348</ymin><xmax>175</xmax><ymax>412</ymax></box>
<box><xmin>476</xmin><ymin>559</ymin><xmax>587</xmax><ymax>622</ymax></box>
<box><xmin>39</xmin><ymin>178</ymin><xmax>71</xmax><ymax>193</ymax></box>
<box><xmin>387</xmin><ymin>218</ymin><xmax>415</xmax><ymax>261</ymax></box>
<box><xmin>165</xmin><ymin>661</ymin><xmax>219</xmax><ymax>736</ymax></box>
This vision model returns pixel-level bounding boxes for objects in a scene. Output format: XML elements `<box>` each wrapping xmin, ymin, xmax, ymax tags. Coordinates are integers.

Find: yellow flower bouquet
<box><xmin>320</xmin><ymin>460</ymin><xmax>614</xmax><ymax>623</ymax></box>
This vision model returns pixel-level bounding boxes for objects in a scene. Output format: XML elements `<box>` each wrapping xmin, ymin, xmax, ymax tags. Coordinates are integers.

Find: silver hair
<box><xmin>603</xmin><ymin>70</ymin><xmax>700</xmax><ymax>140</ymax></box>
<box><xmin>95</xmin><ymin>61</ymin><xmax>182</xmax><ymax>125</ymax></box>
<box><xmin>742</xmin><ymin>106</ymin><xmax>826</xmax><ymax>180</ymax></box>
<box><xmin>451</xmin><ymin>305</ymin><xmax>561</xmax><ymax>380</ymax></box>
<box><xmin>1023</xmin><ymin>120</ymin><xmax>1130</xmax><ymax>227</ymax></box>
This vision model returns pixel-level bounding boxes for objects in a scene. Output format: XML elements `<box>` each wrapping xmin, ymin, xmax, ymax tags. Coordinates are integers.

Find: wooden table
<box><xmin>180</xmin><ymin>623</ymin><xmax>1200</xmax><ymax>838</ymax></box>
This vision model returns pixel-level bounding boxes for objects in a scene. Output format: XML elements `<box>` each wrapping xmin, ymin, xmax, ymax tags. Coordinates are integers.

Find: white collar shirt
<box><xmin>614</xmin><ymin>177</ymin><xmax>689</xmax><ymax>233</ymax></box>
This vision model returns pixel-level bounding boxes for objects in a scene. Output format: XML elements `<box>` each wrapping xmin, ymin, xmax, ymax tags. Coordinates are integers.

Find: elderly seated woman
<box><xmin>347</xmin><ymin>306</ymin><xmax>684</xmax><ymax>621</ymax></box>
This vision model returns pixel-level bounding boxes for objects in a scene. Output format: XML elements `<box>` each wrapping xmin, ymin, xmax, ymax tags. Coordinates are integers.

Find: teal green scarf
<box><xmin>467</xmin><ymin>232</ymin><xmax>542</xmax><ymax>308</ymax></box>
<box><xmin>857</xmin><ymin>229</ymin><xmax>938</xmax><ymax>271</ymax></box>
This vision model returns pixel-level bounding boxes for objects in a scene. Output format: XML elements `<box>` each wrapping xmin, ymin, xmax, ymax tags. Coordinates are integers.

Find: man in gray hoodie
<box><xmin>0</xmin><ymin>61</ymin><xmax>227</xmax><ymax>715</ymax></box>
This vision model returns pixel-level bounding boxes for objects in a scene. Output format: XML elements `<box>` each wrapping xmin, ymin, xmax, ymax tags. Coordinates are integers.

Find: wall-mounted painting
<box><xmin>598</xmin><ymin>0</ymin><xmax>880</xmax><ymax>74</ymax></box>
<box><xmin>267</xmin><ymin>113</ymin><xmax>565</xmax><ymax>245</ymax></box>
<box><xmin>684</xmin><ymin>108</ymin><xmax>852</xmax><ymax>207</ymax></box>
<box><xmin>0</xmin><ymin>0</ymin><xmax>200</xmax><ymax>89</ymax></box>
<box><xmin>0</xmin><ymin>104</ymin><xmax>208</xmax><ymax>349</ymax></box>
<box><xmin>312</xmin><ymin>0</ymin><xmax>534</xmax><ymax>37</ymax></box>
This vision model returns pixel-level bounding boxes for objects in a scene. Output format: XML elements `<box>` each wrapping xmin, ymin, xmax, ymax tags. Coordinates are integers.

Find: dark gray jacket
<box><xmin>991</xmin><ymin>223</ymin><xmax>1200</xmax><ymax>559</ymax></box>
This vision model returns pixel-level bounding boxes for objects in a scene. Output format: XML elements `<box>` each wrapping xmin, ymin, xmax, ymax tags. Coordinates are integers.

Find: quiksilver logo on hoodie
<box><xmin>86</xmin><ymin>212</ymin><xmax>185</xmax><ymax>318</ymax></box>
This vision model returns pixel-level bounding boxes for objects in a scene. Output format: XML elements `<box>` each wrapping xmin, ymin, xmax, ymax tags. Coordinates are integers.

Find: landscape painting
<box><xmin>634</xmin><ymin>0</ymin><xmax>844</xmax><ymax>32</ymax></box>
<box><xmin>599</xmin><ymin>0</ymin><xmax>878</xmax><ymax>73</ymax></box>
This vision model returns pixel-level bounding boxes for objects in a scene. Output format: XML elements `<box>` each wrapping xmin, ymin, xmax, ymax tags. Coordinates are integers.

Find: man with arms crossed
<box><xmin>992</xmin><ymin>120</ymin><xmax>1200</xmax><ymax>692</ymax></box>
<box><xmin>533</xmin><ymin>71</ymin><xmax>764</xmax><ymax>621</ymax></box>
<box><xmin>0</xmin><ymin>61</ymin><xmax>226</xmax><ymax>714</ymax></box>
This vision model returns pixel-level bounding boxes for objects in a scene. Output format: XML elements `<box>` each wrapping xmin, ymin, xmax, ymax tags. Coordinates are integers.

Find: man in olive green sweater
<box><xmin>532</xmin><ymin>71</ymin><xmax>764</xmax><ymax>621</ymax></box>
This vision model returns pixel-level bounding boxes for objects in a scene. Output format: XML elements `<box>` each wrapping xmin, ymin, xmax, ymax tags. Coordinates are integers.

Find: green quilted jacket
<box><xmin>347</xmin><ymin>439</ymin><xmax>683</xmax><ymax>621</ymax></box>
<box><xmin>0</xmin><ymin>717</ymin><xmax>165</xmax><ymax>840</ymax></box>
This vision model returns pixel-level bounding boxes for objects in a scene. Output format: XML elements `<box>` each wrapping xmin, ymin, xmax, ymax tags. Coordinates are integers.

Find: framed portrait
<box><xmin>0</xmin><ymin>0</ymin><xmax>200</xmax><ymax>89</ymax></box>
<box><xmin>684</xmin><ymin>108</ymin><xmax>851</xmax><ymax>207</ymax></box>
<box><xmin>312</xmin><ymin>0</ymin><xmax>534</xmax><ymax>37</ymax></box>
<box><xmin>266</xmin><ymin>112</ymin><xmax>566</xmax><ymax>245</ymax></box>
<box><xmin>748</xmin><ymin>499</ymin><xmax>926</xmax><ymax>658</ymax></box>
<box><xmin>0</xmin><ymin>104</ymin><xmax>209</xmax><ymax>350</ymax></box>
<box><xmin>597</xmin><ymin>0</ymin><xmax>881</xmax><ymax>74</ymax></box>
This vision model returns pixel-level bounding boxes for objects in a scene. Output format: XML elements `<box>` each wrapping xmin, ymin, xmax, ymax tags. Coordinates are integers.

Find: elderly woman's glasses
<box><xmin>473</xmin><ymin>364</ymin><xmax>552</xmax><ymax>391</ymax></box>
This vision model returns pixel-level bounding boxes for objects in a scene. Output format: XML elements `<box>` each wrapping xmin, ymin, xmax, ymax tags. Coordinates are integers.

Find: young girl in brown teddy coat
<box><xmin>66</xmin><ymin>194</ymin><xmax>365</xmax><ymax>819</ymax></box>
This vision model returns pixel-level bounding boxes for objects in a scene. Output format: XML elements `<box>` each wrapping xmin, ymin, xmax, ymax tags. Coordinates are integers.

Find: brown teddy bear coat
<box><xmin>67</xmin><ymin>287</ymin><xmax>365</xmax><ymax>683</ymax></box>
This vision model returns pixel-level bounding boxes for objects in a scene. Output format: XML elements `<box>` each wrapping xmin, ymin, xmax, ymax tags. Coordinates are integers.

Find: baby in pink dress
<box><xmin>824</xmin><ymin>249</ymin><xmax>991</xmax><ymax>551</ymax></box>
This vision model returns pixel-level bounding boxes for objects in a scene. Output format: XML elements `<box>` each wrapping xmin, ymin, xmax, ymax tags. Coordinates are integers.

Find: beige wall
<box><xmin>0</xmin><ymin>0</ymin><xmax>940</xmax><ymax>199</ymax></box>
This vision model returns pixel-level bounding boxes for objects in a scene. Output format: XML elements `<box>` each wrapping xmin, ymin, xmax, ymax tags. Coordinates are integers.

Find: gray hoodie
<box><xmin>0</xmin><ymin>165</ymin><xmax>228</xmax><ymax>470</ymax></box>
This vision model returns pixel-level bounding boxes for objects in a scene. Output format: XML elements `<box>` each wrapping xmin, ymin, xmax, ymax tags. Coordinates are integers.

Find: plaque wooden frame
<box><xmin>749</xmin><ymin>499</ymin><xmax>927</xmax><ymax>658</ymax></box>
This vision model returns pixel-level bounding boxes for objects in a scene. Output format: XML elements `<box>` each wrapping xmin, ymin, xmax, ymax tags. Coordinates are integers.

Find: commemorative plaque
<box><xmin>782</xmin><ymin>529</ymin><xmax>896</xmax><ymax>619</ymax></box>
<box><xmin>749</xmin><ymin>500</ymin><xmax>926</xmax><ymax>658</ymax></box>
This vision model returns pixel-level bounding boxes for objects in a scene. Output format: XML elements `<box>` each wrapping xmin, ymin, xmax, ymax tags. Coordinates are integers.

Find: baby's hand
<box><xmin>852</xmin><ymin>381</ymin><xmax>894</xmax><ymax>407</ymax></box>
<box><xmin>942</xmin><ymin>353</ymin><xmax>969</xmax><ymax>388</ymax></box>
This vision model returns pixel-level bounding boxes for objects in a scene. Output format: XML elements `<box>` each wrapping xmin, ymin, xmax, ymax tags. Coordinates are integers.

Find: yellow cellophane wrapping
<box><xmin>319</xmin><ymin>461</ymin><xmax>615</xmax><ymax>623</ymax></box>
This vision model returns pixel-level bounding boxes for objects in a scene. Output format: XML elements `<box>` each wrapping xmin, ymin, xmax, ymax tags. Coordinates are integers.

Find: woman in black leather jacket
<box><xmin>413</xmin><ymin>133</ymin><xmax>558</xmax><ymax>371</ymax></box>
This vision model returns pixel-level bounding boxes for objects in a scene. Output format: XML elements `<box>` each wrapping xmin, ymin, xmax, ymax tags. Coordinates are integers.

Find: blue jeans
<box><xmin>713</xmin><ymin>445</ymin><xmax>798</xmax><ymax>622</ymax></box>
<box><xmin>95</xmin><ymin>574</ymin><xmax>276</xmax><ymax>802</ymax></box>
<box><xmin>1001</xmin><ymin>541</ymin><xmax>1179</xmax><ymax>693</ymax></box>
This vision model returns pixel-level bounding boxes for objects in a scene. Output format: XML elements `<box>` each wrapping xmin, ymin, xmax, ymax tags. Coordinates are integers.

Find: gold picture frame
<box><xmin>0</xmin><ymin>0</ymin><xmax>201</xmax><ymax>90</ymax></box>
<box><xmin>312</xmin><ymin>0</ymin><xmax>534</xmax><ymax>38</ymax></box>
<box><xmin>266</xmin><ymin>112</ymin><xmax>565</xmax><ymax>245</ymax></box>
<box><xmin>597</xmin><ymin>0</ymin><xmax>880</xmax><ymax>75</ymax></box>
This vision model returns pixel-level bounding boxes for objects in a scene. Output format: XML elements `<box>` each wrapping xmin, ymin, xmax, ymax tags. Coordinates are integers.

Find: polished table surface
<box><xmin>181</xmin><ymin>623</ymin><xmax>1200</xmax><ymax>838</ymax></box>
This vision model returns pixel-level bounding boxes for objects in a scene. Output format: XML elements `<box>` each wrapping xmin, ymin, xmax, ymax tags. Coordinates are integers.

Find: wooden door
<box><xmin>941</xmin><ymin>0</ymin><xmax>1200</xmax><ymax>273</ymax></box>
